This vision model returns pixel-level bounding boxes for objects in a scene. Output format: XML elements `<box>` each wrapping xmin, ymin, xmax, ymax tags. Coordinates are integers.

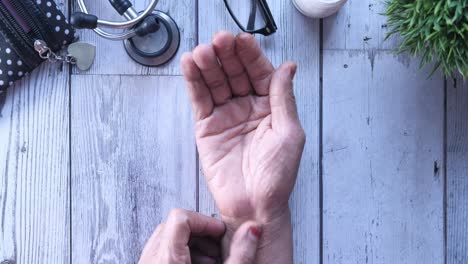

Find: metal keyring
<box><xmin>123</xmin><ymin>11</ymin><xmax>180</xmax><ymax>67</ymax></box>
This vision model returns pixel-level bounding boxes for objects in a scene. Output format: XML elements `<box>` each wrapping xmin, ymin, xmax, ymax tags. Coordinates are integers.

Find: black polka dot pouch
<box><xmin>0</xmin><ymin>0</ymin><xmax>75</xmax><ymax>93</ymax></box>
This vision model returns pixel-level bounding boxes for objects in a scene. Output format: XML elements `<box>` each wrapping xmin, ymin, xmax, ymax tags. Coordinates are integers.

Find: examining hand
<box><xmin>181</xmin><ymin>31</ymin><xmax>305</xmax><ymax>263</ymax></box>
<box><xmin>139</xmin><ymin>209</ymin><xmax>261</xmax><ymax>264</ymax></box>
<box><xmin>138</xmin><ymin>209</ymin><xmax>225</xmax><ymax>264</ymax></box>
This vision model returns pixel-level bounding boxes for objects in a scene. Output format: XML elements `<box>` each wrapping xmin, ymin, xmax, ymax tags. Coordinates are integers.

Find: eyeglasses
<box><xmin>223</xmin><ymin>0</ymin><xmax>277</xmax><ymax>36</ymax></box>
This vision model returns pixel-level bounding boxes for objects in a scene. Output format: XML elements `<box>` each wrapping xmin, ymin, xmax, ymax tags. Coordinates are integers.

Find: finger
<box><xmin>269</xmin><ymin>62</ymin><xmax>302</xmax><ymax>134</ymax></box>
<box><xmin>189</xmin><ymin>236</ymin><xmax>222</xmax><ymax>257</ymax></box>
<box><xmin>225</xmin><ymin>221</ymin><xmax>262</xmax><ymax>264</ymax></box>
<box><xmin>190</xmin><ymin>249</ymin><xmax>217</xmax><ymax>264</ymax></box>
<box><xmin>193</xmin><ymin>44</ymin><xmax>232</xmax><ymax>105</ymax></box>
<box><xmin>212</xmin><ymin>31</ymin><xmax>251</xmax><ymax>96</ymax></box>
<box><xmin>181</xmin><ymin>52</ymin><xmax>214</xmax><ymax>120</ymax></box>
<box><xmin>138</xmin><ymin>223</ymin><xmax>165</xmax><ymax>263</ymax></box>
<box><xmin>235</xmin><ymin>33</ymin><xmax>275</xmax><ymax>96</ymax></box>
<box><xmin>163</xmin><ymin>209</ymin><xmax>226</xmax><ymax>246</ymax></box>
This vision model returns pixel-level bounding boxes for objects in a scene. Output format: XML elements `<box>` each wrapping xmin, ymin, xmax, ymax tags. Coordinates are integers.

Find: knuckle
<box><xmin>228</xmin><ymin>68</ymin><xmax>247</xmax><ymax>80</ymax></box>
<box><xmin>251</xmin><ymin>68</ymin><xmax>272</xmax><ymax>84</ymax></box>
<box><xmin>207</xmin><ymin>78</ymin><xmax>227</xmax><ymax>89</ymax></box>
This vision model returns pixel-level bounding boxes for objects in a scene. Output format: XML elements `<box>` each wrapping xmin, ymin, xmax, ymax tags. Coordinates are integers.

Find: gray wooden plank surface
<box><xmin>71</xmin><ymin>0</ymin><xmax>195</xmax><ymax>75</ymax></box>
<box><xmin>197</xmin><ymin>1</ymin><xmax>321</xmax><ymax>263</ymax></box>
<box><xmin>0</xmin><ymin>1</ymin><xmax>70</xmax><ymax>262</ymax></box>
<box><xmin>0</xmin><ymin>62</ymin><xmax>70</xmax><ymax>264</ymax></box>
<box><xmin>323</xmin><ymin>0</ymin><xmax>399</xmax><ymax>50</ymax></box>
<box><xmin>70</xmin><ymin>75</ymin><xmax>196</xmax><ymax>263</ymax></box>
<box><xmin>322</xmin><ymin>0</ymin><xmax>445</xmax><ymax>263</ymax></box>
<box><xmin>1</xmin><ymin>0</ymin><xmax>463</xmax><ymax>263</ymax></box>
<box><xmin>447</xmin><ymin>76</ymin><xmax>468</xmax><ymax>264</ymax></box>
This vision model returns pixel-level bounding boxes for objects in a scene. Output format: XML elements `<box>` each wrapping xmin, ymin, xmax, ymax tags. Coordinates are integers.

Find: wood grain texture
<box><xmin>71</xmin><ymin>0</ymin><xmax>195</xmax><ymax>75</ymax></box>
<box><xmin>70</xmin><ymin>75</ymin><xmax>196</xmax><ymax>263</ymax></box>
<box><xmin>322</xmin><ymin>51</ymin><xmax>445</xmax><ymax>264</ymax></box>
<box><xmin>323</xmin><ymin>0</ymin><xmax>400</xmax><ymax>50</ymax></box>
<box><xmin>323</xmin><ymin>1</ymin><xmax>445</xmax><ymax>263</ymax></box>
<box><xmin>0</xmin><ymin>1</ymin><xmax>70</xmax><ymax>262</ymax></box>
<box><xmin>0</xmin><ymin>62</ymin><xmax>70</xmax><ymax>264</ymax></box>
<box><xmin>197</xmin><ymin>1</ymin><xmax>321</xmax><ymax>263</ymax></box>
<box><xmin>447</xmin><ymin>76</ymin><xmax>468</xmax><ymax>264</ymax></box>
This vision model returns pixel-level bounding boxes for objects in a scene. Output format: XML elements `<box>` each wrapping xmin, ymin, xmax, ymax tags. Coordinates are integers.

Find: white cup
<box><xmin>292</xmin><ymin>0</ymin><xmax>347</xmax><ymax>18</ymax></box>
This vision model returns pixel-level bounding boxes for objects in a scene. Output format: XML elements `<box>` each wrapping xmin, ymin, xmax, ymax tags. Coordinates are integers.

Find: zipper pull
<box><xmin>34</xmin><ymin>40</ymin><xmax>54</xmax><ymax>60</ymax></box>
<box><xmin>34</xmin><ymin>39</ymin><xmax>96</xmax><ymax>71</ymax></box>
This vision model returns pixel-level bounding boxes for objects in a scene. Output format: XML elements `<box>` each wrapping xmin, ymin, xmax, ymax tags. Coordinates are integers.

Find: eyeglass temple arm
<box><xmin>247</xmin><ymin>1</ymin><xmax>257</xmax><ymax>31</ymax></box>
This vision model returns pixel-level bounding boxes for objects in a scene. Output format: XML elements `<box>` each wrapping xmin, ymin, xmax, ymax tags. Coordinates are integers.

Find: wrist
<box><xmin>221</xmin><ymin>208</ymin><xmax>293</xmax><ymax>264</ymax></box>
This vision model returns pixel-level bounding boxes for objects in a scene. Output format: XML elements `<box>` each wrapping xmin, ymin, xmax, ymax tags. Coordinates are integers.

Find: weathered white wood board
<box><xmin>70</xmin><ymin>75</ymin><xmax>196</xmax><ymax>263</ymax></box>
<box><xmin>323</xmin><ymin>0</ymin><xmax>400</xmax><ymax>50</ymax></box>
<box><xmin>323</xmin><ymin>0</ymin><xmax>445</xmax><ymax>263</ymax></box>
<box><xmin>447</xmin><ymin>76</ymin><xmax>468</xmax><ymax>264</ymax></box>
<box><xmin>322</xmin><ymin>51</ymin><xmax>445</xmax><ymax>264</ymax></box>
<box><xmin>1</xmin><ymin>0</ymin><xmax>463</xmax><ymax>262</ymax></box>
<box><xmin>0</xmin><ymin>0</ymin><xmax>70</xmax><ymax>262</ymax></box>
<box><xmin>71</xmin><ymin>0</ymin><xmax>195</xmax><ymax>75</ymax></box>
<box><xmin>197</xmin><ymin>1</ymin><xmax>321</xmax><ymax>263</ymax></box>
<box><xmin>0</xmin><ymin>62</ymin><xmax>70</xmax><ymax>264</ymax></box>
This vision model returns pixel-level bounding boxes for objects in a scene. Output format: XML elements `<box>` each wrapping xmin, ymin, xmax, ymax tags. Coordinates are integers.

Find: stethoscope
<box><xmin>71</xmin><ymin>0</ymin><xmax>180</xmax><ymax>66</ymax></box>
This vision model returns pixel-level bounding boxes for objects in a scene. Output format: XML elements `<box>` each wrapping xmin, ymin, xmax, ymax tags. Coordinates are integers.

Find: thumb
<box><xmin>225</xmin><ymin>221</ymin><xmax>262</xmax><ymax>264</ymax></box>
<box><xmin>269</xmin><ymin>62</ymin><xmax>300</xmax><ymax>134</ymax></box>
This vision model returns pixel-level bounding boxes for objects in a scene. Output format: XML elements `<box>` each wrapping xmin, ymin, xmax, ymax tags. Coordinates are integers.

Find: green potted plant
<box><xmin>384</xmin><ymin>0</ymin><xmax>467</xmax><ymax>78</ymax></box>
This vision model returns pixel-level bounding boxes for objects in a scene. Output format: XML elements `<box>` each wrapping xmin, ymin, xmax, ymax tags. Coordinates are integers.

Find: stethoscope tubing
<box><xmin>76</xmin><ymin>0</ymin><xmax>159</xmax><ymax>40</ymax></box>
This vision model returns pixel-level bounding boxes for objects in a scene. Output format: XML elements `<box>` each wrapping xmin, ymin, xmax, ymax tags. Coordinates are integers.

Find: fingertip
<box><xmin>247</xmin><ymin>224</ymin><xmax>262</xmax><ymax>242</ymax></box>
<box><xmin>213</xmin><ymin>30</ymin><xmax>235</xmax><ymax>45</ymax></box>
<box><xmin>193</xmin><ymin>43</ymin><xmax>211</xmax><ymax>58</ymax></box>
<box><xmin>181</xmin><ymin>52</ymin><xmax>194</xmax><ymax>69</ymax></box>
<box><xmin>289</xmin><ymin>62</ymin><xmax>298</xmax><ymax>78</ymax></box>
<box><xmin>210</xmin><ymin>217</ymin><xmax>227</xmax><ymax>236</ymax></box>
<box><xmin>226</xmin><ymin>221</ymin><xmax>261</xmax><ymax>264</ymax></box>
<box><xmin>192</xmin><ymin>44</ymin><xmax>217</xmax><ymax>68</ymax></box>
<box><xmin>180</xmin><ymin>53</ymin><xmax>201</xmax><ymax>81</ymax></box>
<box><xmin>279</xmin><ymin>61</ymin><xmax>298</xmax><ymax>79</ymax></box>
<box><xmin>235</xmin><ymin>32</ymin><xmax>256</xmax><ymax>49</ymax></box>
<box><xmin>235</xmin><ymin>221</ymin><xmax>262</xmax><ymax>241</ymax></box>
<box><xmin>237</xmin><ymin>32</ymin><xmax>254</xmax><ymax>41</ymax></box>
<box><xmin>212</xmin><ymin>31</ymin><xmax>236</xmax><ymax>56</ymax></box>
<box><xmin>180</xmin><ymin>51</ymin><xmax>193</xmax><ymax>64</ymax></box>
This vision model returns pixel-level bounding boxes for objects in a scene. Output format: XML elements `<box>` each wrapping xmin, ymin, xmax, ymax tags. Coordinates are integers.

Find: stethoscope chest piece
<box><xmin>72</xmin><ymin>0</ymin><xmax>181</xmax><ymax>67</ymax></box>
<box><xmin>124</xmin><ymin>11</ymin><xmax>180</xmax><ymax>67</ymax></box>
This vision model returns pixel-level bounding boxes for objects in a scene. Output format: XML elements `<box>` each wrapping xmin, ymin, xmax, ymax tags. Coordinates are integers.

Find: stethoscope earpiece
<box><xmin>70</xmin><ymin>12</ymin><xmax>99</xmax><ymax>30</ymax></box>
<box><xmin>71</xmin><ymin>0</ymin><xmax>180</xmax><ymax>67</ymax></box>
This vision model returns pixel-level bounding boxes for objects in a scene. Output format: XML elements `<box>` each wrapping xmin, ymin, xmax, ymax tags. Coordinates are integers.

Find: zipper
<box><xmin>0</xmin><ymin>2</ymin><xmax>41</xmax><ymax>68</ymax></box>
<box><xmin>11</xmin><ymin>1</ymin><xmax>60</xmax><ymax>51</ymax></box>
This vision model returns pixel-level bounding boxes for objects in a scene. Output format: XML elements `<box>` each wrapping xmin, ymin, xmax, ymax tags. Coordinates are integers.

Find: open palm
<box><xmin>181</xmin><ymin>32</ymin><xmax>305</xmax><ymax>227</ymax></box>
